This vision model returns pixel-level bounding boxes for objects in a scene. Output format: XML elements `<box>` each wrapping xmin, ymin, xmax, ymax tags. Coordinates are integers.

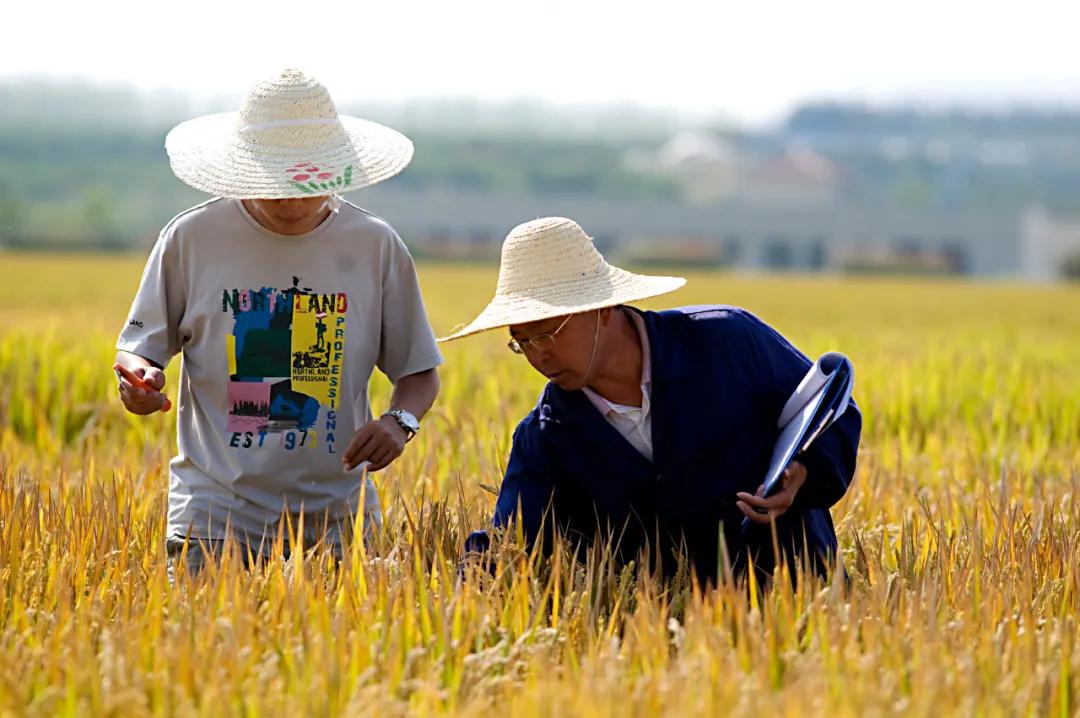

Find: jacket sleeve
<box><xmin>738</xmin><ymin>311</ymin><xmax>862</xmax><ymax>510</ymax></box>
<box><xmin>490</xmin><ymin>413</ymin><xmax>559</xmax><ymax>549</ymax></box>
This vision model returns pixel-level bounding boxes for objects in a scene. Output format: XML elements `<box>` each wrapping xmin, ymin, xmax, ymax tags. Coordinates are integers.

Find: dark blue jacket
<box><xmin>479</xmin><ymin>305</ymin><xmax>861</xmax><ymax>584</ymax></box>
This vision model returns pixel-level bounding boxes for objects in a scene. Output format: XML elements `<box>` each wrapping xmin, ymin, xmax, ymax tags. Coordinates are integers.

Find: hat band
<box><xmin>239</xmin><ymin>117</ymin><xmax>340</xmax><ymax>131</ymax></box>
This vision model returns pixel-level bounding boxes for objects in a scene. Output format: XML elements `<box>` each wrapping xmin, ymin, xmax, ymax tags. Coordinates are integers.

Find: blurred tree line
<box><xmin>0</xmin><ymin>118</ymin><xmax>679</xmax><ymax>249</ymax></box>
<box><xmin>4</xmin><ymin>80</ymin><xmax>1080</xmax><ymax>250</ymax></box>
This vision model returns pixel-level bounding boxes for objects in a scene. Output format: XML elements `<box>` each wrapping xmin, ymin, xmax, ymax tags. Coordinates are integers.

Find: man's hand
<box><xmin>344</xmin><ymin>368</ymin><xmax>438</xmax><ymax>472</ymax></box>
<box><xmin>343</xmin><ymin>416</ymin><xmax>407</xmax><ymax>472</ymax></box>
<box><xmin>736</xmin><ymin>460</ymin><xmax>807</xmax><ymax>524</ymax></box>
<box><xmin>457</xmin><ymin>530</ymin><xmax>496</xmax><ymax>582</ymax></box>
<box><xmin>116</xmin><ymin>362</ymin><xmax>169</xmax><ymax>415</ymax></box>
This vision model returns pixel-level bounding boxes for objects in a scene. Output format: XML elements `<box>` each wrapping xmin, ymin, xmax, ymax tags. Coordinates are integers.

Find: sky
<box><xmin>4</xmin><ymin>0</ymin><xmax>1079</xmax><ymax>125</ymax></box>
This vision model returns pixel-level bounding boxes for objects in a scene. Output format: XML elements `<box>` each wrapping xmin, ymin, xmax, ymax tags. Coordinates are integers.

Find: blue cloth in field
<box><xmin>476</xmin><ymin>305</ymin><xmax>862</xmax><ymax>584</ymax></box>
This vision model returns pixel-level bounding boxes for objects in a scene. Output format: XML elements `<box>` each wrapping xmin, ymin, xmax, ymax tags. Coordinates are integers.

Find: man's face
<box><xmin>509</xmin><ymin>310</ymin><xmax>603</xmax><ymax>390</ymax></box>
<box><xmin>244</xmin><ymin>197</ymin><xmax>331</xmax><ymax>235</ymax></box>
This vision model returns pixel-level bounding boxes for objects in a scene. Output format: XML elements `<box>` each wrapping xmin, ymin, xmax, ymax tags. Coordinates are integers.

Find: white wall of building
<box><xmin>1021</xmin><ymin>207</ymin><xmax>1080</xmax><ymax>280</ymax></box>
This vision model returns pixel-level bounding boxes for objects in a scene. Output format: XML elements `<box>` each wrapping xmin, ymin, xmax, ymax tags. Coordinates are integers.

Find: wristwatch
<box><xmin>382</xmin><ymin>409</ymin><xmax>420</xmax><ymax>442</ymax></box>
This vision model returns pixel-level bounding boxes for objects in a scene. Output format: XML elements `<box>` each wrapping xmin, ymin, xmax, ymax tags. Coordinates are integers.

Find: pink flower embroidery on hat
<box><xmin>285</xmin><ymin>164</ymin><xmax>354</xmax><ymax>194</ymax></box>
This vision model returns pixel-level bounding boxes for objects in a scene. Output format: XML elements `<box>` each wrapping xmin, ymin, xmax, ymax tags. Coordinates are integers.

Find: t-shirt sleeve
<box><xmin>376</xmin><ymin>228</ymin><xmax>444</xmax><ymax>383</ymax></box>
<box><xmin>115</xmin><ymin>227</ymin><xmax>187</xmax><ymax>368</ymax></box>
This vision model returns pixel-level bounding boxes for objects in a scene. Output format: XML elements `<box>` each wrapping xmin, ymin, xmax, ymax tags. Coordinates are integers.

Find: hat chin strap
<box><xmin>582</xmin><ymin>310</ymin><xmax>603</xmax><ymax>387</ymax></box>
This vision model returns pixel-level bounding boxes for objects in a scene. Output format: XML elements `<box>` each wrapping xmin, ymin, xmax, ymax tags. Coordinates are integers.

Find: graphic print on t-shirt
<box><xmin>222</xmin><ymin>276</ymin><xmax>346</xmax><ymax>453</ymax></box>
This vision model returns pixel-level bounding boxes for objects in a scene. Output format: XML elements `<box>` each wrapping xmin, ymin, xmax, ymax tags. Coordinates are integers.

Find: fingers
<box><xmin>736</xmin><ymin>490</ymin><xmax>791</xmax><ymax>511</ymax></box>
<box><xmin>119</xmin><ymin>380</ymin><xmax>155</xmax><ymax>404</ymax></box>
<box><xmin>369</xmin><ymin>437</ymin><xmax>404</xmax><ymax>471</ymax></box>
<box><xmin>343</xmin><ymin>424</ymin><xmax>378</xmax><ymax>469</ymax></box>
<box><xmin>344</xmin><ymin>420</ymin><xmax>405</xmax><ymax>471</ymax></box>
<box><xmin>119</xmin><ymin>377</ymin><xmax>146</xmax><ymax>400</ymax></box>
<box><xmin>143</xmin><ymin>367</ymin><xmax>166</xmax><ymax>390</ymax></box>
<box><xmin>124</xmin><ymin>395</ymin><xmax>167</xmax><ymax>415</ymax></box>
<box><xmin>115</xmin><ymin>362</ymin><xmax>169</xmax><ymax>414</ymax></box>
<box><xmin>367</xmin><ymin>446</ymin><xmax>395</xmax><ymax>472</ymax></box>
<box><xmin>736</xmin><ymin>488</ymin><xmax>794</xmax><ymax>524</ymax></box>
<box><xmin>784</xmin><ymin>460</ymin><xmax>807</xmax><ymax>485</ymax></box>
<box><xmin>737</xmin><ymin>500</ymin><xmax>773</xmax><ymax>524</ymax></box>
<box><xmin>364</xmin><ymin>445</ymin><xmax>388</xmax><ymax>472</ymax></box>
<box><xmin>736</xmin><ymin>462</ymin><xmax>808</xmax><ymax>524</ymax></box>
<box><xmin>117</xmin><ymin>375</ymin><xmax>168</xmax><ymax>415</ymax></box>
<box><xmin>342</xmin><ymin>424</ymin><xmax>370</xmax><ymax>464</ymax></box>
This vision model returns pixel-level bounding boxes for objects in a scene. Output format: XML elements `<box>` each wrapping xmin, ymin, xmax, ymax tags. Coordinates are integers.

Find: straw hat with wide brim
<box><xmin>440</xmin><ymin>217</ymin><xmax>686</xmax><ymax>341</ymax></box>
<box><xmin>165</xmin><ymin>69</ymin><xmax>413</xmax><ymax>199</ymax></box>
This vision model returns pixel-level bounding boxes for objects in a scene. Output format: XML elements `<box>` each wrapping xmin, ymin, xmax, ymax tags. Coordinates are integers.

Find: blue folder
<box><xmin>741</xmin><ymin>352</ymin><xmax>854</xmax><ymax>533</ymax></box>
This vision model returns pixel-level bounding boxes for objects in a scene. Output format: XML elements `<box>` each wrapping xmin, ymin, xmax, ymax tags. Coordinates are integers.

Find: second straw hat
<box><xmin>440</xmin><ymin>217</ymin><xmax>686</xmax><ymax>341</ymax></box>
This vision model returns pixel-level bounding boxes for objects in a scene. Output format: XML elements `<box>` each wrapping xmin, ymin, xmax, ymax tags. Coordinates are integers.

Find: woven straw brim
<box><xmin>165</xmin><ymin>112</ymin><xmax>414</xmax><ymax>198</ymax></box>
<box><xmin>438</xmin><ymin>265</ymin><xmax>686</xmax><ymax>342</ymax></box>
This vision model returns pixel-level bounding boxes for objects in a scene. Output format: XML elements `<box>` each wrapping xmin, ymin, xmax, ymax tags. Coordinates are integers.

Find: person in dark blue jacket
<box><xmin>441</xmin><ymin>217</ymin><xmax>861</xmax><ymax>586</ymax></box>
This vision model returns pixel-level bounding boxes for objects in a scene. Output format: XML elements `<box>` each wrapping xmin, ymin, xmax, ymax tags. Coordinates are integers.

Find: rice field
<box><xmin>0</xmin><ymin>250</ymin><xmax>1078</xmax><ymax>716</ymax></box>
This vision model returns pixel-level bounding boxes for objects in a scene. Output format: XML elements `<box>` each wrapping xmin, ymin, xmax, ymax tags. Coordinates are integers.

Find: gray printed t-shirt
<box><xmin>117</xmin><ymin>197</ymin><xmax>443</xmax><ymax>545</ymax></box>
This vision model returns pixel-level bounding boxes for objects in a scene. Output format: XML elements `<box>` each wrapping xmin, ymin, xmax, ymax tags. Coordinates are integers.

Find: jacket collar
<box><xmin>543</xmin><ymin>307</ymin><xmax>692</xmax><ymax>407</ymax></box>
<box><xmin>539</xmin><ymin>307</ymin><xmax>698</xmax><ymax>471</ymax></box>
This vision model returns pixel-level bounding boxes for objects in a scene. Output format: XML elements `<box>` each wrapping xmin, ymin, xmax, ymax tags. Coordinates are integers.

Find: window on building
<box><xmin>941</xmin><ymin>237</ymin><xmax>970</xmax><ymax>274</ymax></box>
<box><xmin>764</xmin><ymin>236</ymin><xmax>794</xmax><ymax>269</ymax></box>
<box><xmin>723</xmin><ymin>233</ymin><xmax>742</xmax><ymax>266</ymax></box>
<box><xmin>893</xmin><ymin>235</ymin><xmax>923</xmax><ymax>257</ymax></box>
<box><xmin>807</xmin><ymin>235</ymin><xmax>828</xmax><ymax>269</ymax></box>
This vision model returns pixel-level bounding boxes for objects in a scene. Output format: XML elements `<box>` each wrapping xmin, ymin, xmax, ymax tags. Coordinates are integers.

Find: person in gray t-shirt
<box><xmin>115</xmin><ymin>69</ymin><xmax>442</xmax><ymax>582</ymax></box>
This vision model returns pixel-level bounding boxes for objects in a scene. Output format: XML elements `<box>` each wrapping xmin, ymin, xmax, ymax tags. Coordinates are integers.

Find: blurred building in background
<box><xmin>363</xmin><ymin>184</ymin><xmax>1033</xmax><ymax>276</ymax></box>
<box><xmin>361</xmin><ymin>103</ymin><xmax>1080</xmax><ymax>279</ymax></box>
<box><xmin>2</xmin><ymin>81</ymin><xmax>1080</xmax><ymax>280</ymax></box>
<box><xmin>1022</xmin><ymin>208</ymin><xmax>1080</xmax><ymax>281</ymax></box>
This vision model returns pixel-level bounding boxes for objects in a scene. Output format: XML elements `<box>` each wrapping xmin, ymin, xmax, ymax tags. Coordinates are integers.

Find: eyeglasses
<box><xmin>507</xmin><ymin>314</ymin><xmax>574</xmax><ymax>354</ymax></box>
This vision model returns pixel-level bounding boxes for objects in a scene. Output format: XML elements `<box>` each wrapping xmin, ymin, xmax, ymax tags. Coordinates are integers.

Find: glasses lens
<box><xmin>507</xmin><ymin>339</ymin><xmax>524</xmax><ymax>354</ymax></box>
<box><xmin>531</xmin><ymin>334</ymin><xmax>555</xmax><ymax>349</ymax></box>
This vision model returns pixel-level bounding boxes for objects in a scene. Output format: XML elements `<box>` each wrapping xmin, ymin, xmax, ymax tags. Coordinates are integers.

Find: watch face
<box><xmin>396</xmin><ymin>411</ymin><xmax>420</xmax><ymax>432</ymax></box>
